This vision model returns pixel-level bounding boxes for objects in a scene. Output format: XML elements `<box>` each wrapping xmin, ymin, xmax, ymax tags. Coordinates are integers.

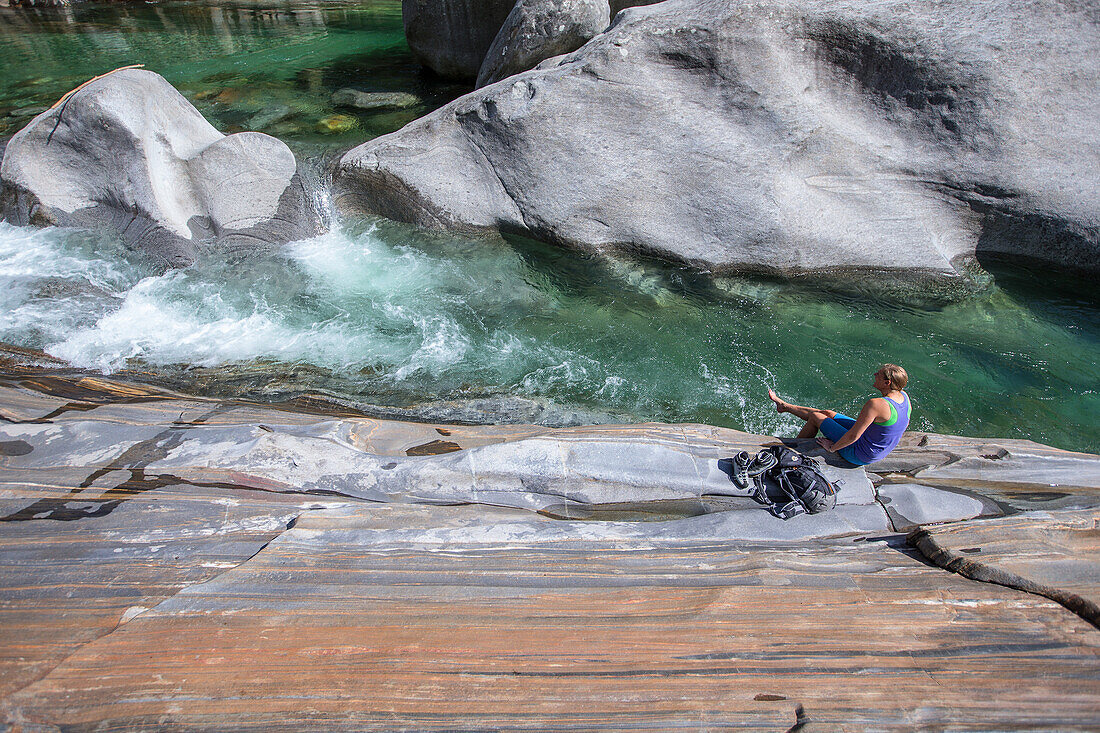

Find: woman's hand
<box><xmin>817</xmin><ymin>436</ymin><xmax>836</xmax><ymax>452</ymax></box>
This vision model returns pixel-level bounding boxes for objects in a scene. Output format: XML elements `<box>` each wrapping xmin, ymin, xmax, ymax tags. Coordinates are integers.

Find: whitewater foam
<box><xmin>0</xmin><ymin>219</ymin><xmax>1095</xmax><ymax>451</ymax></box>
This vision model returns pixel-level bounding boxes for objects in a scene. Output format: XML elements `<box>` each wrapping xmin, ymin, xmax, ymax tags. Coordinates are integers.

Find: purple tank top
<box><xmin>852</xmin><ymin>392</ymin><xmax>910</xmax><ymax>464</ymax></box>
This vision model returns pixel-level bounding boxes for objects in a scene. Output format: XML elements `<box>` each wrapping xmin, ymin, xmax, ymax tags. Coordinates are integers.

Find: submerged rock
<box><xmin>7</xmin><ymin>106</ymin><xmax>48</xmax><ymax>118</ymax></box>
<box><xmin>331</xmin><ymin>89</ymin><xmax>422</xmax><ymax>111</ymax></box>
<box><xmin>245</xmin><ymin>104</ymin><xmax>294</xmax><ymax>131</ymax></box>
<box><xmin>476</xmin><ymin>0</ymin><xmax>611</xmax><ymax>88</ymax></box>
<box><xmin>0</xmin><ymin>69</ymin><xmax>322</xmax><ymax>268</ymax></box>
<box><xmin>337</xmin><ymin>0</ymin><xmax>1100</xmax><ymax>279</ymax></box>
<box><xmin>315</xmin><ymin>113</ymin><xmax>358</xmax><ymax>134</ymax></box>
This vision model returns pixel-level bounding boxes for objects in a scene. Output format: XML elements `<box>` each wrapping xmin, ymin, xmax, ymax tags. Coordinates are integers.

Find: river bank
<box><xmin>1</xmin><ymin>0</ymin><xmax>1098</xmax><ymax>727</ymax></box>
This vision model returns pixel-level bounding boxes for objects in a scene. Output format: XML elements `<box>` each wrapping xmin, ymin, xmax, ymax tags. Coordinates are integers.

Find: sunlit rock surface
<box><xmin>912</xmin><ymin>509</ymin><xmax>1100</xmax><ymax>628</ymax></box>
<box><xmin>0</xmin><ymin>69</ymin><xmax>321</xmax><ymax>268</ymax></box>
<box><xmin>476</xmin><ymin>0</ymin><xmax>612</xmax><ymax>89</ymax></box>
<box><xmin>337</xmin><ymin>0</ymin><xmax>1100</xmax><ymax>278</ymax></box>
<box><xmin>1</xmin><ymin>371</ymin><xmax>1099</xmax><ymax>728</ymax></box>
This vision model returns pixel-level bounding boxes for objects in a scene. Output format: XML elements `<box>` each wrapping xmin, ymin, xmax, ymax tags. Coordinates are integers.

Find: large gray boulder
<box><xmin>402</xmin><ymin>0</ymin><xmax>518</xmax><ymax>80</ymax></box>
<box><xmin>1</xmin><ymin>69</ymin><xmax>321</xmax><ymax>268</ymax></box>
<box><xmin>476</xmin><ymin>0</ymin><xmax>611</xmax><ymax>88</ymax></box>
<box><xmin>336</xmin><ymin>0</ymin><xmax>1100</xmax><ymax>278</ymax></box>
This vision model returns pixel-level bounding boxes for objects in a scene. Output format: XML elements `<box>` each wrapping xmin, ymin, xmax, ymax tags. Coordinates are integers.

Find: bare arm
<box><xmin>818</xmin><ymin>399</ymin><xmax>882</xmax><ymax>452</ymax></box>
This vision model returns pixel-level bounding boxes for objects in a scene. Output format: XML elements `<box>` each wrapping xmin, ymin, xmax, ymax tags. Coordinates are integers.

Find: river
<box><xmin>1</xmin><ymin>0</ymin><xmax>1097</xmax><ymax>452</ymax></box>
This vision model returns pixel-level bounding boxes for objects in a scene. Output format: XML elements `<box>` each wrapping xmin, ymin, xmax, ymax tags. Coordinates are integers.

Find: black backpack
<box><xmin>751</xmin><ymin>446</ymin><xmax>840</xmax><ymax>520</ymax></box>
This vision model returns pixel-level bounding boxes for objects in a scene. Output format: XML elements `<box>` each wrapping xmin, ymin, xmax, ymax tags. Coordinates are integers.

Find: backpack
<box><xmin>750</xmin><ymin>446</ymin><xmax>840</xmax><ymax>520</ymax></box>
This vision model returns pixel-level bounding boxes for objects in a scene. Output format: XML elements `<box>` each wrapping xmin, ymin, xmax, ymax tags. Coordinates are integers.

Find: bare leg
<box><xmin>795</xmin><ymin>413</ymin><xmax>830</xmax><ymax>439</ymax></box>
<box><xmin>768</xmin><ymin>389</ymin><xmax>836</xmax><ymax>438</ymax></box>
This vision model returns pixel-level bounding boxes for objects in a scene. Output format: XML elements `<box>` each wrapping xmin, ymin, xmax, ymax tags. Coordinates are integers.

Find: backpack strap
<box><xmin>751</xmin><ymin>466</ymin><xmax>807</xmax><ymax>520</ymax></box>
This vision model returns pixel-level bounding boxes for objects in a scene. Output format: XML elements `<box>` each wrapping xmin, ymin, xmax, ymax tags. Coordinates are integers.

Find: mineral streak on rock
<box><xmin>337</xmin><ymin>0</ymin><xmax>1100</xmax><ymax>279</ymax></box>
<box><xmin>0</xmin><ymin>69</ymin><xmax>323</xmax><ymax>268</ymax></box>
<box><xmin>910</xmin><ymin>510</ymin><xmax>1100</xmax><ymax>629</ymax></box>
<box><xmin>1</xmin><ymin>373</ymin><xmax>1099</xmax><ymax>728</ymax></box>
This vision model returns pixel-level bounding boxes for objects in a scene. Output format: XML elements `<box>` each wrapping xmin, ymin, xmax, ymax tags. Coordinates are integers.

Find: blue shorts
<box><xmin>820</xmin><ymin>414</ymin><xmax>869</xmax><ymax>466</ymax></box>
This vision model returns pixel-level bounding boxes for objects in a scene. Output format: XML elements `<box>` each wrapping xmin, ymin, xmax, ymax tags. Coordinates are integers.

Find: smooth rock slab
<box><xmin>5</xmin><ymin>373</ymin><xmax>1090</xmax><ymax>542</ymax></box>
<box><xmin>265</xmin><ymin>501</ymin><xmax>890</xmax><ymax>546</ymax></box>
<box><xmin>913</xmin><ymin>445</ymin><xmax>1100</xmax><ymax>490</ymax></box>
<box><xmin>0</xmin><ymin>69</ymin><xmax>321</xmax><ymax>268</ymax></box>
<box><xmin>3</xmin><ymin>503</ymin><xmax>1098</xmax><ymax>730</ymax></box>
<box><xmin>0</xmin><ymin>476</ymin><xmax>301</xmax><ymax>700</ymax></box>
<box><xmin>0</xmin><ymin>408</ymin><xmax>878</xmax><ymax>533</ymax></box>
<box><xmin>875</xmin><ymin>482</ymin><xmax>993</xmax><ymax>532</ymax></box>
<box><xmin>911</xmin><ymin>508</ymin><xmax>1100</xmax><ymax>629</ymax></box>
<box><xmin>1</xmin><ymin>372</ymin><xmax>1099</xmax><ymax>729</ymax></box>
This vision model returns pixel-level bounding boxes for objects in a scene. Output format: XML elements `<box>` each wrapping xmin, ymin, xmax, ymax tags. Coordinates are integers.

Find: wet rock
<box><xmin>331</xmin><ymin>89</ymin><xmax>422</xmax><ymax>111</ymax></box>
<box><xmin>402</xmin><ymin>0</ymin><xmax>518</xmax><ymax>80</ymax></box>
<box><xmin>302</xmin><ymin>392</ymin><xmax>630</xmax><ymax>428</ymax></box>
<box><xmin>0</xmin><ymin>69</ymin><xmax>322</xmax><ymax>268</ymax></box>
<box><xmin>338</xmin><ymin>0</ymin><xmax>1100</xmax><ymax>278</ymax></box>
<box><xmin>476</xmin><ymin>0</ymin><xmax>611</xmax><ymax>88</ymax></box>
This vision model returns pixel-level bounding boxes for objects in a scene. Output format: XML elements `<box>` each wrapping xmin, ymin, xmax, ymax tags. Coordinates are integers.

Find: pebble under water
<box><xmin>0</xmin><ymin>0</ymin><xmax>1097</xmax><ymax>453</ymax></box>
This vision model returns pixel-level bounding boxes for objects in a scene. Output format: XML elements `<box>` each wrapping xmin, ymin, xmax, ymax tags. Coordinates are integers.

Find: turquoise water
<box><xmin>1</xmin><ymin>1</ymin><xmax>1098</xmax><ymax>453</ymax></box>
<box><xmin>0</xmin><ymin>0</ymin><xmax>464</xmax><ymax>144</ymax></box>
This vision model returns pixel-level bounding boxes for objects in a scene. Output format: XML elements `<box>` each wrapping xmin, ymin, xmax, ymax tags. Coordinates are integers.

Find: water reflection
<box><xmin>0</xmin><ymin>0</ymin><xmax>467</xmax><ymax>145</ymax></box>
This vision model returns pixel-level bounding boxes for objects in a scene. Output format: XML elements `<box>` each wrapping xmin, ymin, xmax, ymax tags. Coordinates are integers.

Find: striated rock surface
<box><xmin>911</xmin><ymin>509</ymin><xmax>1100</xmax><ymax>629</ymax></box>
<box><xmin>402</xmin><ymin>0</ymin><xmax>518</xmax><ymax>80</ymax></box>
<box><xmin>0</xmin><ymin>69</ymin><xmax>322</xmax><ymax>268</ymax></box>
<box><xmin>1</xmin><ymin>372</ymin><xmax>1099</xmax><ymax>728</ymax></box>
<box><xmin>0</xmin><ymin>393</ymin><xmax>886</xmax><ymax>538</ymax></box>
<box><xmin>476</xmin><ymin>0</ymin><xmax>611</xmax><ymax>88</ymax></box>
<box><xmin>337</xmin><ymin>0</ymin><xmax>1100</xmax><ymax>278</ymax></box>
<box><xmin>6</xmin><ymin>501</ymin><xmax>1099</xmax><ymax>730</ymax></box>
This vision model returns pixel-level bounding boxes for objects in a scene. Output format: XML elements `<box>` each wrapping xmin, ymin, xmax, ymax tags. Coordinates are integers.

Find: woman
<box><xmin>767</xmin><ymin>364</ymin><xmax>911</xmax><ymax>466</ymax></box>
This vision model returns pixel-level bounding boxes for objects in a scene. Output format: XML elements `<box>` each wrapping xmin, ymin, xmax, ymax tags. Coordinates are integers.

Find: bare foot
<box><xmin>767</xmin><ymin>388</ymin><xmax>786</xmax><ymax>413</ymax></box>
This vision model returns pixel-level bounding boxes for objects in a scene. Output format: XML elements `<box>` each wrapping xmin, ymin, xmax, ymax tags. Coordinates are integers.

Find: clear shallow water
<box><xmin>0</xmin><ymin>0</ymin><xmax>466</xmax><ymax>146</ymax></box>
<box><xmin>0</xmin><ymin>0</ymin><xmax>1098</xmax><ymax>453</ymax></box>
<box><xmin>1</xmin><ymin>220</ymin><xmax>1097</xmax><ymax>453</ymax></box>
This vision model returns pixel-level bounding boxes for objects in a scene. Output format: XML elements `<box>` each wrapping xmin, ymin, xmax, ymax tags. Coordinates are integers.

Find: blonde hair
<box><xmin>880</xmin><ymin>363</ymin><xmax>908</xmax><ymax>390</ymax></box>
